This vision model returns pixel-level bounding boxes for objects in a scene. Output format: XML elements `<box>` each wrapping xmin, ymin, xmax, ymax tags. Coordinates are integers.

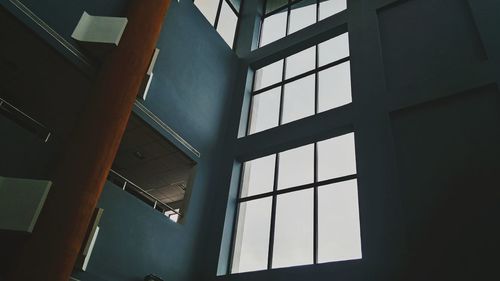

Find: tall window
<box><xmin>260</xmin><ymin>0</ymin><xmax>347</xmax><ymax>47</ymax></box>
<box><xmin>231</xmin><ymin>133</ymin><xmax>362</xmax><ymax>273</ymax></box>
<box><xmin>248</xmin><ymin>32</ymin><xmax>351</xmax><ymax>135</ymax></box>
<box><xmin>194</xmin><ymin>0</ymin><xmax>240</xmax><ymax>47</ymax></box>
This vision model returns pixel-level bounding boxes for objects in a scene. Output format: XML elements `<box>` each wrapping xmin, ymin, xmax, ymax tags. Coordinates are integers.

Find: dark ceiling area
<box><xmin>112</xmin><ymin>113</ymin><xmax>196</xmax><ymax>208</ymax></box>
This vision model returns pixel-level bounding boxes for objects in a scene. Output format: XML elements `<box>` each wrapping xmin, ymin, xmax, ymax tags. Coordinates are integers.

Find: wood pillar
<box><xmin>6</xmin><ymin>0</ymin><xmax>171</xmax><ymax>280</ymax></box>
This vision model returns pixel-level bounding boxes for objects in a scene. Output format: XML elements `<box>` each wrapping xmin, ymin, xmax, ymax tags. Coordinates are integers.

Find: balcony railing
<box><xmin>108</xmin><ymin>169</ymin><xmax>181</xmax><ymax>220</ymax></box>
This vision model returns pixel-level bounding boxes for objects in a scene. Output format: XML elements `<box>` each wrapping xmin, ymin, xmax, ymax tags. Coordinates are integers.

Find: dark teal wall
<box><xmin>76</xmin><ymin>181</ymin><xmax>189</xmax><ymax>281</ymax></box>
<box><xmin>0</xmin><ymin>116</ymin><xmax>56</xmax><ymax>179</ymax></box>
<box><xmin>143</xmin><ymin>0</ymin><xmax>238</xmax><ymax>153</ymax></box>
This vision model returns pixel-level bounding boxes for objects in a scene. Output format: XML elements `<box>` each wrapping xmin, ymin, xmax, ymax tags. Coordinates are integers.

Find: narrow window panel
<box><xmin>265</xmin><ymin>0</ymin><xmax>289</xmax><ymax>14</ymax></box>
<box><xmin>278</xmin><ymin>144</ymin><xmax>314</xmax><ymax>190</ymax></box>
<box><xmin>282</xmin><ymin>74</ymin><xmax>315</xmax><ymax>124</ymax></box>
<box><xmin>319</xmin><ymin>0</ymin><xmax>347</xmax><ymax>21</ymax></box>
<box><xmin>285</xmin><ymin>46</ymin><xmax>316</xmax><ymax>79</ymax></box>
<box><xmin>318</xmin><ymin>61</ymin><xmax>352</xmax><ymax>113</ymax></box>
<box><xmin>318</xmin><ymin>180</ymin><xmax>362</xmax><ymax>263</ymax></box>
<box><xmin>194</xmin><ymin>0</ymin><xmax>220</xmax><ymax>25</ymax></box>
<box><xmin>232</xmin><ymin>198</ymin><xmax>272</xmax><ymax>273</ymax></box>
<box><xmin>241</xmin><ymin>155</ymin><xmax>276</xmax><ymax>198</ymax></box>
<box><xmin>254</xmin><ymin>60</ymin><xmax>284</xmax><ymax>91</ymax></box>
<box><xmin>217</xmin><ymin>1</ymin><xmax>238</xmax><ymax>47</ymax></box>
<box><xmin>260</xmin><ymin>9</ymin><xmax>288</xmax><ymax>47</ymax></box>
<box><xmin>288</xmin><ymin>0</ymin><xmax>317</xmax><ymax>34</ymax></box>
<box><xmin>248</xmin><ymin>87</ymin><xmax>281</xmax><ymax>134</ymax></box>
<box><xmin>273</xmin><ymin>189</ymin><xmax>314</xmax><ymax>268</ymax></box>
<box><xmin>317</xmin><ymin>132</ymin><xmax>356</xmax><ymax>181</ymax></box>
<box><xmin>318</xmin><ymin>32</ymin><xmax>349</xmax><ymax>67</ymax></box>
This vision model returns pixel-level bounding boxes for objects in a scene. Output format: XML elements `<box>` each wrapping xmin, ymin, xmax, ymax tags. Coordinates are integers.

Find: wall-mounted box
<box><xmin>71</xmin><ymin>12</ymin><xmax>128</xmax><ymax>45</ymax></box>
<box><xmin>71</xmin><ymin>11</ymin><xmax>128</xmax><ymax>60</ymax></box>
<box><xmin>0</xmin><ymin>176</ymin><xmax>51</xmax><ymax>233</ymax></box>
<box><xmin>139</xmin><ymin>48</ymin><xmax>160</xmax><ymax>100</ymax></box>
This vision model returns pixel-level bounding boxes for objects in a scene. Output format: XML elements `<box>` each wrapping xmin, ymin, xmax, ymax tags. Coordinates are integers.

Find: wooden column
<box><xmin>7</xmin><ymin>0</ymin><xmax>171</xmax><ymax>280</ymax></box>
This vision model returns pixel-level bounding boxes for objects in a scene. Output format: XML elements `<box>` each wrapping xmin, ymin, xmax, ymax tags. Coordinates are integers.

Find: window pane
<box><xmin>273</xmin><ymin>189</ymin><xmax>314</xmax><ymax>268</ymax></box>
<box><xmin>217</xmin><ymin>1</ymin><xmax>238</xmax><ymax>47</ymax></box>
<box><xmin>248</xmin><ymin>87</ymin><xmax>281</xmax><ymax>134</ymax></box>
<box><xmin>318</xmin><ymin>61</ymin><xmax>351</xmax><ymax>112</ymax></box>
<box><xmin>254</xmin><ymin>60</ymin><xmax>284</xmax><ymax>91</ymax></box>
<box><xmin>318</xmin><ymin>180</ymin><xmax>362</xmax><ymax>263</ymax></box>
<box><xmin>194</xmin><ymin>0</ymin><xmax>220</xmax><ymax>25</ymax></box>
<box><xmin>265</xmin><ymin>0</ymin><xmax>289</xmax><ymax>14</ymax></box>
<box><xmin>318</xmin><ymin>33</ymin><xmax>349</xmax><ymax>67</ymax></box>
<box><xmin>282</xmin><ymin>74</ymin><xmax>315</xmax><ymax>124</ymax></box>
<box><xmin>241</xmin><ymin>155</ymin><xmax>276</xmax><ymax>197</ymax></box>
<box><xmin>289</xmin><ymin>0</ymin><xmax>317</xmax><ymax>34</ymax></box>
<box><xmin>317</xmin><ymin>133</ymin><xmax>356</xmax><ymax>181</ymax></box>
<box><xmin>232</xmin><ymin>198</ymin><xmax>272</xmax><ymax>273</ymax></box>
<box><xmin>260</xmin><ymin>9</ymin><xmax>288</xmax><ymax>46</ymax></box>
<box><xmin>319</xmin><ymin>0</ymin><xmax>347</xmax><ymax>21</ymax></box>
<box><xmin>278</xmin><ymin>144</ymin><xmax>314</xmax><ymax>189</ymax></box>
<box><xmin>285</xmin><ymin>46</ymin><xmax>316</xmax><ymax>79</ymax></box>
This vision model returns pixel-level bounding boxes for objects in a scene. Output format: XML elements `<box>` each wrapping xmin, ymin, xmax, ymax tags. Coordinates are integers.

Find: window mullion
<box><xmin>214</xmin><ymin>0</ymin><xmax>224</xmax><ymax>28</ymax></box>
<box><xmin>279</xmin><ymin>58</ymin><xmax>286</xmax><ymax>125</ymax></box>
<box><xmin>268</xmin><ymin>153</ymin><xmax>280</xmax><ymax>269</ymax></box>
<box><xmin>228</xmin><ymin>163</ymin><xmax>246</xmax><ymax>273</ymax></box>
<box><xmin>313</xmin><ymin>142</ymin><xmax>319</xmax><ymax>264</ymax></box>
<box><xmin>285</xmin><ymin>0</ymin><xmax>292</xmax><ymax>36</ymax></box>
<box><xmin>246</xmin><ymin>71</ymin><xmax>258</xmax><ymax>136</ymax></box>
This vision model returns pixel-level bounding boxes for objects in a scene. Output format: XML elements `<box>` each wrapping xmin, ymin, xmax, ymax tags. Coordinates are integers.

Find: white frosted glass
<box><xmin>278</xmin><ymin>144</ymin><xmax>314</xmax><ymax>190</ymax></box>
<box><xmin>260</xmin><ymin>10</ymin><xmax>287</xmax><ymax>46</ymax></box>
<box><xmin>289</xmin><ymin>0</ymin><xmax>317</xmax><ymax>34</ymax></box>
<box><xmin>241</xmin><ymin>155</ymin><xmax>276</xmax><ymax>197</ymax></box>
<box><xmin>217</xmin><ymin>1</ymin><xmax>238</xmax><ymax>47</ymax></box>
<box><xmin>285</xmin><ymin>46</ymin><xmax>316</xmax><ymax>79</ymax></box>
<box><xmin>282</xmin><ymin>75</ymin><xmax>315</xmax><ymax>124</ymax></box>
<box><xmin>273</xmin><ymin>189</ymin><xmax>314</xmax><ymax>268</ymax></box>
<box><xmin>194</xmin><ymin>0</ymin><xmax>219</xmax><ymax>25</ymax></box>
<box><xmin>317</xmin><ymin>133</ymin><xmax>357</xmax><ymax>181</ymax></box>
<box><xmin>249</xmin><ymin>87</ymin><xmax>281</xmax><ymax>134</ymax></box>
<box><xmin>318</xmin><ymin>180</ymin><xmax>362</xmax><ymax>263</ymax></box>
<box><xmin>318</xmin><ymin>33</ymin><xmax>349</xmax><ymax>67</ymax></box>
<box><xmin>319</xmin><ymin>0</ymin><xmax>347</xmax><ymax>21</ymax></box>
<box><xmin>254</xmin><ymin>60</ymin><xmax>284</xmax><ymax>91</ymax></box>
<box><xmin>318</xmin><ymin>61</ymin><xmax>352</xmax><ymax>112</ymax></box>
<box><xmin>232</xmin><ymin>198</ymin><xmax>272</xmax><ymax>273</ymax></box>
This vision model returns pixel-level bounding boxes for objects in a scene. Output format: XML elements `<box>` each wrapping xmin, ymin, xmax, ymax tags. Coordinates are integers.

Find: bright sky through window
<box><xmin>248</xmin><ymin>32</ymin><xmax>351</xmax><ymax>136</ymax></box>
<box><xmin>195</xmin><ymin>0</ymin><xmax>239</xmax><ymax>48</ymax></box>
<box><xmin>231</xmin><ymin>133</ymin><xmax>362</xmax><ymax>273</ymax></box>
<box><xmin>260</xmin><ymin>0</ymin><xmax>347</xmax><ymax>47</ymax></box>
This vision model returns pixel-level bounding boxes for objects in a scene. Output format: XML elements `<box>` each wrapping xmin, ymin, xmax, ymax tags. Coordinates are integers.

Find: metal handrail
<box><xmin>0</xmin><ymin>97</ymin><xmax>51</xmax><ymax>142</ymax></box>
<box><xmin>108</xmin><ymin>169</ymin><xmax>181</xmax><ymax>217</ymax></box>
<box><xmin>133</xmin><ymin>101</ymin><xmax>201</xmax><ymax>158</ymax></box>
